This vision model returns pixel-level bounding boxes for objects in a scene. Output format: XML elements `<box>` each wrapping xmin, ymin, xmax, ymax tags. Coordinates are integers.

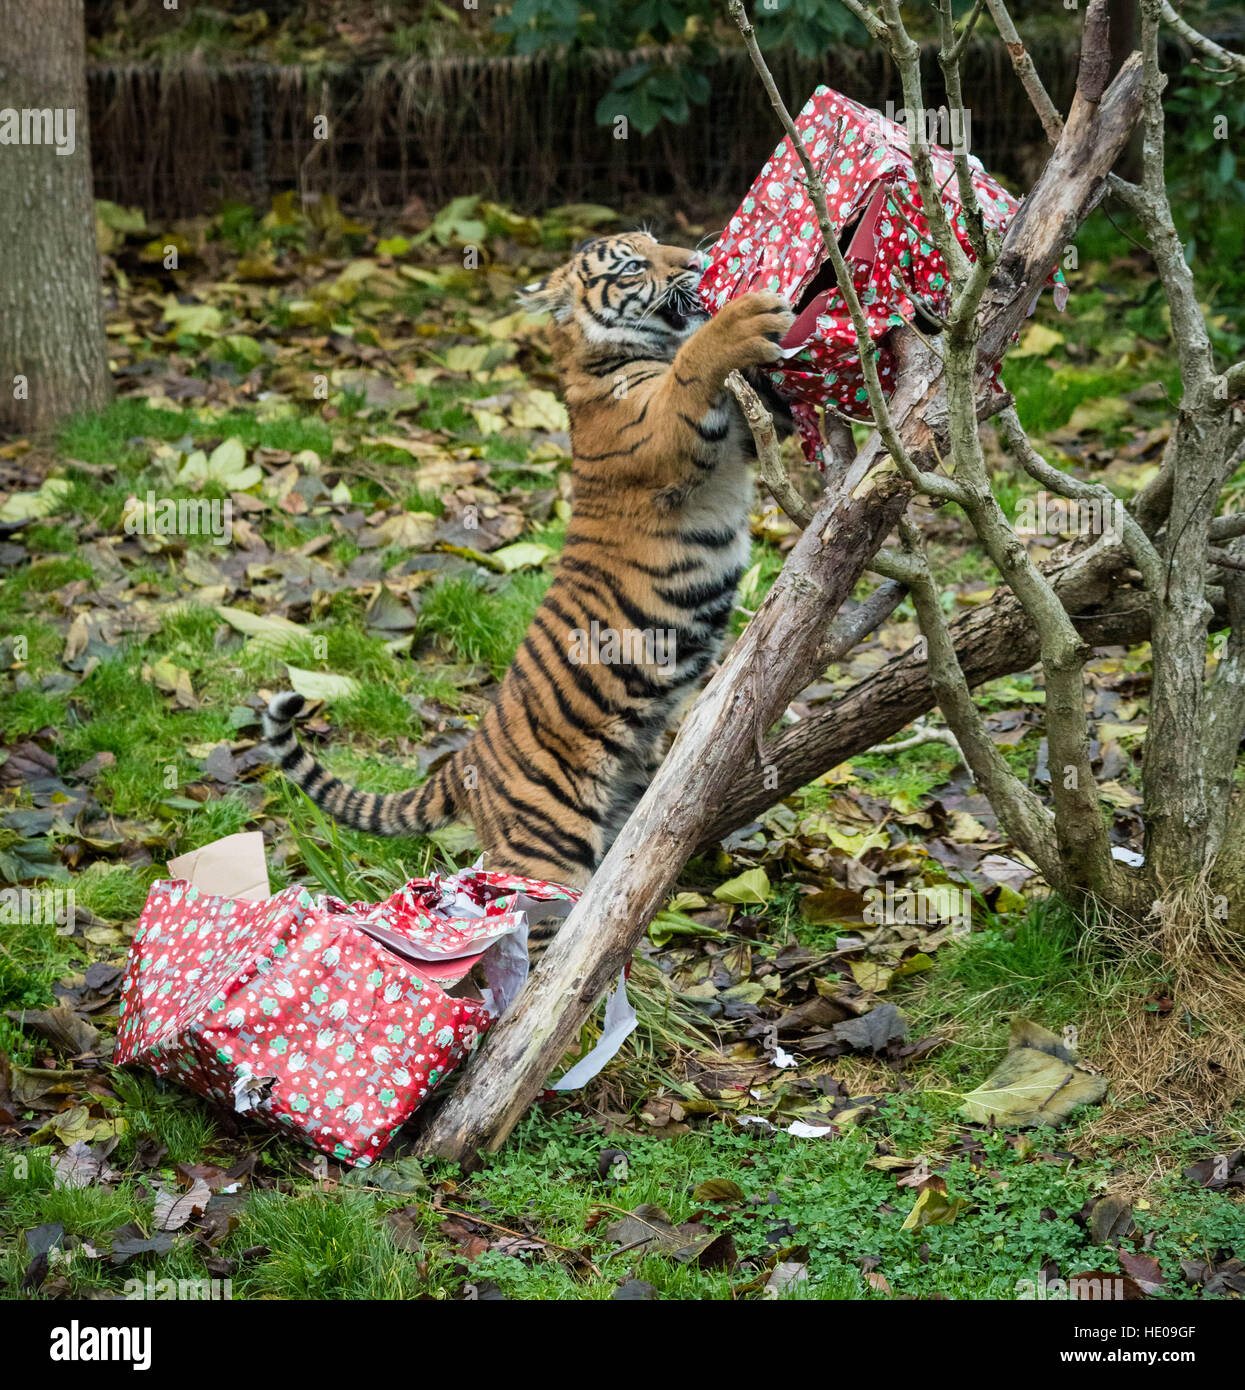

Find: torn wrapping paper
<box><xmin>699</xmin><ymin>85</ymin><xmax>1062</xmax><ymax>468</ymax></box>
<box><xmin>115</xmin><ymin>846</ymin><xmax>577</xmax><ymax>1166</ymax></box>
<box><xmin>551</xmin><ymin>971</ymin><xmax>637</xmax><ymax>1091</ymax></box>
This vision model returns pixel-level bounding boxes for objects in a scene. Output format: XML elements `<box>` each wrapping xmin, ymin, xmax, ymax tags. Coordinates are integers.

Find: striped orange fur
<box><xmin>264</xmin><ymin>233</ymin><xmax>792</xmax><ymax>933</ymax></box>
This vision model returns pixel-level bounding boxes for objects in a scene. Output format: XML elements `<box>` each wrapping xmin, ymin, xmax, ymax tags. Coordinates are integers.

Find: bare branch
<box><xmin>937</xmin><ymin>0</ymin><xmax>995</xmax><ymax>270</ymax></box>
<box><xmin>727</xmin><ymin>0</ymin><xmax>968</xmax><ymax>504</ymax></box>
<box><xmin>1078</xmin><ymin>0</ymin><xmax>1115</xmax><ymax>103</ymax></box>
<box><xmin>1160</xmin><ymin>0</ymin><xmax>1245</xmax><ymax>78</ymax></box>
<box><xmin>1114</xmin><ymin>0</ymin><xmax>1237</xmax><ymax>883</ymax></box>
<box><xmin>943</xmin><ymin>0</ymin><xmax>987</xmax><ymax>65</ymax></box>
<box><xmin>700</xmin><ymin>550</ymin><xmax>1227</xmax><ymax>851</ymax></box>
<box><xmin>726</xmin><ymin>371</ymin><xmax>817</xmax><ymax>528</ymax></box>
<box><xmin>984</xmin><ymin>0</ymin><xmax>1065</xmax><ymax>144</ymax></box>
<box><xmin>820</xmin><ymin>578</ymin><xmax>909</xmax><ymax>664</ymax></box>
<box><xmin>998</xmin><ymin>404</ymin><xmax>1165</xmax><ymax>589</ymax></box>
<box><xmin>897</xmin><ymin>516</ymin><xmax>1068</xmax><ymax>887</ymax></box>
<box><xmin>877</xmin><ymin>0</ymin><xmax>971</xmax><ymax>282</ymax></box>
<box><xmin>1203</xmin><ymin>537</ymin><xmax>1245</xmax><ymax>854</ymax></box>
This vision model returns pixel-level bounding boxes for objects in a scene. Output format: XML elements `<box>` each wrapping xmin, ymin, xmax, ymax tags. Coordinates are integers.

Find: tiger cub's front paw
<box><xmin>702</xmin><ymin>291</ymin><xmax>795</xmax><ymax>374</ymax></box>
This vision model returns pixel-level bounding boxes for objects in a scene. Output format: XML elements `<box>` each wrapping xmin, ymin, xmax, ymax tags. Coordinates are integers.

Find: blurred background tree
<box><xmin>1</xmin><ymin>0</ymin><xmax>111</xmax><ymax>431</ymax></box>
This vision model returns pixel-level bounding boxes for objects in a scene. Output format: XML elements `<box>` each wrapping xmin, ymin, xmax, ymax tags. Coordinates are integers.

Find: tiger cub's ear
<box><xmin>519</xmin><ymin>274</ymin><xmax>573</xmax><ymax>320</ymax></box>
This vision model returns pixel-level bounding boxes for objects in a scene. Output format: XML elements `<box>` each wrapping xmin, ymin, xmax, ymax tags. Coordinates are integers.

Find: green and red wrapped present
<box><xmin>115</xmin><ymin>862</ymin><xmax>576</xmax><ymax>1166</ymax></box>
<box><xmin>699</xmin><ymin>85</ymin><xmax>1064</xmax><ymax>468</ymax></box>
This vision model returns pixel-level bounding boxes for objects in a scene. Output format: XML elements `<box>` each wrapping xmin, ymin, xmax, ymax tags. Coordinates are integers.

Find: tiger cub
<box><xmin>264</xmin><ymin>233</ymin><xmax>792</xmax><ymax>925</ymax></box>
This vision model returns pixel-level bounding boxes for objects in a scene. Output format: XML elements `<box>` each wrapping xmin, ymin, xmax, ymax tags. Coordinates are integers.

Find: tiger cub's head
<box><xmin>520</xmin><ymin>233</ymin><xmax>707</xmax><ymax>359</ymax></box>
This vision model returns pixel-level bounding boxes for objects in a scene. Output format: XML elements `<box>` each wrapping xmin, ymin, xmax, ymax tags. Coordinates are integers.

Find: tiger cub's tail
<box><xmin>262</xmin><ymin>691</ymin><xmax>460</xmax><ymax>836</ymax></box>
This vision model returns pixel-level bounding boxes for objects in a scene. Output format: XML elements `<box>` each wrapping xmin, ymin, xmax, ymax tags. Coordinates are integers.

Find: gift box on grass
<box><xmin>114</xmin><ymin>833</ymin><xmax>576</xmax><ymax>1166</ymax></box>
<box><xmin>699</xmin><ymin>85</ymin><xmax>1062</xmax><ymax>468</ymax></box>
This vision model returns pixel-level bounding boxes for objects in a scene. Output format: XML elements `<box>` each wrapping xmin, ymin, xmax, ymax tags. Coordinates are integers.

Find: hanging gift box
<box><xmin>114</xmin><ymin>833</ymin><xmax>577</xmax><ymax>1166</ymax></box>
<box><xmin>699</xmin><ymin>85</ymin><xmax>1062</xmax><ymax>468</ymax></box>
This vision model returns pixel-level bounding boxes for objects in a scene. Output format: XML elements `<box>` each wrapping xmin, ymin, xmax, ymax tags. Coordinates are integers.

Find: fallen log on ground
<box><xmin>415</xmin><ymin>34</ymin><xmax>1145</xmax><ymax>1162</ymax></box>
<box><xmin>700</xmin><ymin>539</ymin><xmax>1153</xmax><ymax>848</ymax></box>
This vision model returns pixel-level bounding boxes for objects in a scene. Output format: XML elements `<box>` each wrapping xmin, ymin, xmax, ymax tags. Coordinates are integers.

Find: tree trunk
<box><xmin>0</xmin><ymin>0</ymin><xmax>110</xmax><ymax>435</ymax></box>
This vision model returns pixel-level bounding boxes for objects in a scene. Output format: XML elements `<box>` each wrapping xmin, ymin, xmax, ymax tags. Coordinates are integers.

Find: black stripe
<box><xmin>575</xmin><ymin>434</ymin><xmax>651</xmax><ymax>462</ymax></box>
<box><xmin>655</xmin><ymin>568</ymin><xmax>742</xmax><ymax>610</ymax></box>
<box><xmin>516</xmin><ymin>639</ymin><xmax>630</xmax><ymax>761</ymax></box>
<box><xmin>682</xmin><ymin>526</ymin><xmax>739</xmax><ymax>548</ymax></box>
<box><xmin>532</xmin><ymin>610</ymin><xmax>622</xmax><ymax>720</ymax></box>
<box><xmin>491</xmin><ymin>713</ymin><xmax>606</xmax><ymax>825</ymax></box>
<box><xmin>509</xmin><ymin>835</ymin><xmax>596</xmax><ymax>874</ymax></box>
<box><xmin>475</xmin><ymin>758</ymin><xmax>598</xmax><ymax>868</ymax></box>
<box><xmin>678</xmin><ymin>411</ymin><xmax>729</xmax><ymax>442</ymax></box>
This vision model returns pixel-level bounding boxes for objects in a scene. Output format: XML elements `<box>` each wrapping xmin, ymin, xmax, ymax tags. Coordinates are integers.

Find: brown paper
<box><xmin>167</xmin><ymin>831</ymin><xmax>270</xmax><ymax>902</ymax></box>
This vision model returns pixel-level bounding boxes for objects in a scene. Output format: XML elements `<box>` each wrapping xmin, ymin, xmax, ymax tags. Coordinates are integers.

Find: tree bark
<box><xmin>0</xmin><ymin>0</ymin><xmax>111</xmax><ymax>434</ymax></box>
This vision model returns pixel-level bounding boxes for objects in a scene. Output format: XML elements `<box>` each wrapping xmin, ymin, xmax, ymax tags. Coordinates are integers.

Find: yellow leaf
<box><xmin>373</xmin><ymin>512</ymin><xmax>439</xmax><ymax>550</ymax></box>
<box><xmin>850</xmin><ymin>958</ymin><xmax>895</xmax><ymax>993</ymax></box>
<box><xmin>713</xmin><ymin>868</ymin><xmax>772</xmax><ymax>905</ymax></box>
<box><xmin>149</xmin><ymin>659</ymin><xmax>196</xmax><ymax>708</ymax></box>
<box><xmin>948</xmin><ymin>810</ymin><xmax>989</xmax><ymax>842</ymax></box>
<box><xmin>443</xmin><ymin>344</ymin><xmax>493</xmax><ymax>373</ymax></box>
<box><xmin>1011</xmin><ymin>323</ymin><xmax>1065</xmax><ymax>358</ymax></box>
<box><xmin>285</xmin><ymin>665</ymin><xmax>361</xmax><ymax>702</ymax></box>
<box><xmin>366</xmin><ymin>435</ymin><xmax>442</xmax><ymax>459</ymax></box>
<box><xmin>826</xmin><ymin>827</ymin><xmax>890</xmax><ymax>856</ymax></box>
<box><xmin>900</xmin><ymin>1186</ymin><xmax>966</xmax><ymax>1231</ymax></box>
<box><xmin>490</xmin><ymin>541</ymin><xmax>552</xmax><ymax>572</ymax></box>
<box><xmin>509</xmin><ymin>389</ymin><xmax>569</xmax><ymax>432</ymax></box>
<box><xmin>0</xmin><ymin>477</ymin><xmax>71</xmax><ymax>523</ymax></box>
<box><xmin>215</xmin><ymin>604</ymin><xmax>304</xmax><ymax>649</ymax></box>
<box><xmin>470</xmin><ymin>405</ymin><xmax>508</xmax><ymax>434</ymax></box>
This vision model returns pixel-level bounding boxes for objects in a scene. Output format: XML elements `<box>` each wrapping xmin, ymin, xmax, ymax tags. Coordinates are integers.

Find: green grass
<box><xmin>846</xmin><ymin>742</ymin><xmax>960</xmax><ymax>808</ymax></box>
<box><xmin>5</xmin><ymin>1095</ymin><xmax>1238</xmax><ymax>1300</ymax></box>
<box><xmin>897</xmin><ymin>900</ymin><xmax>1133</xmax><ymax>1096</ymax></box>
<box><xmin>56</xmin><ymin>398</ymin><xmax>191</xmax><ymax>465</ymax></box>
<box><xmin>70</xmin><ymin>863</ymin><xmax>160</xmax><ymax>924</ymax></box>
<box><xmin>418</xmin><ymin>571</ymin><xmax>552</xmax><ymax>679</ymax></box>
<box><xmin>0</xmin><ymin>902</ymin><xmax>79</xmax><ymax>1012</ymax></box>
<box><xmin>106</xmin><ymin>1071</ymin><xmax>222</xmax><ymax>1165</ymax></box>
<box><xmin>335</xmin><ymin>683</ymin><xmax>423</xmax><ymax>741</ymax></box>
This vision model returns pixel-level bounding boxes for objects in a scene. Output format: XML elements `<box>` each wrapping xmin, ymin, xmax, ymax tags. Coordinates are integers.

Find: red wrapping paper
<box><xmin>115</xmin><ymin>867</ymin><xmax>577</xmax><ymax>1166</ymax></box>
<box><xmin>699</xmin><ymin>85</ymin><xmax>1062</xmax><ymax>467</ymax></box>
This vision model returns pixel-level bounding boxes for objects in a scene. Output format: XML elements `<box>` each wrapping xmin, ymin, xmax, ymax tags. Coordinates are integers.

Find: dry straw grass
<box><xmin>1091</xmin><ymin>871</ymin><xmax>1245</xmax><ymax>1139</ymax></box>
